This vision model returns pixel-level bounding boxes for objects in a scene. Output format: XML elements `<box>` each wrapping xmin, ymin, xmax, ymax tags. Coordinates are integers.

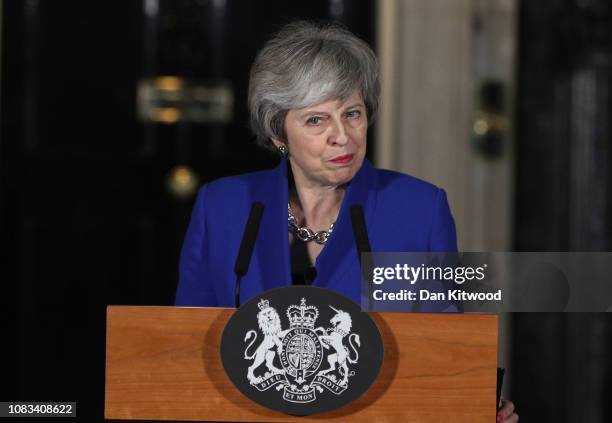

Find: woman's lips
<box><xmin>330</xmin><ymin>154</ymin><xmax>354</xmax><ymax>164</ymax></box>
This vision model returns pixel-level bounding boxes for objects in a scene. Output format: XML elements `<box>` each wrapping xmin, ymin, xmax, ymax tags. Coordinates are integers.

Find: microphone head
<box><xmin>250</xmin><ymin>201</ymin><xmax>264</xmax><ymax>218</ymax></box>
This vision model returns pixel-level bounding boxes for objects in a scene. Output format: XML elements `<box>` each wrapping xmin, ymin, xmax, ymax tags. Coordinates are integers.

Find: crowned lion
<box><xmin>243</xmin><ymin>300</ymin><xmax>289</xmax><ymax>384</ymax></box>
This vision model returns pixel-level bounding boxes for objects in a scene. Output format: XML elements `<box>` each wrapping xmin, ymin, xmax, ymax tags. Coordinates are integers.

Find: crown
<box><xmin>258</xmin><ymin>299</ymin><xmax>270</xmax><ymax>311</ymax></box>
<box><xmin>287</xmin><ymin>298</ymin><xmax>319</xmax><ymax>329</ymax></box>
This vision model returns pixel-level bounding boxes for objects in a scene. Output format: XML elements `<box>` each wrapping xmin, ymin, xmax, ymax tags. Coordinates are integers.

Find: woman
<box><xmin>176</xmin><ymin>21</ymin><xmax>517</xmax><ymax>421</ymax></box>
<box><xmin>176</xmin><ymin>21</ymin><xmax>456</xmax><ymax>307</ymax></box>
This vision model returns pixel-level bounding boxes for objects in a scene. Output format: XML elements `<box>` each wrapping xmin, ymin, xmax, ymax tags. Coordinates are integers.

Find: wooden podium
<box><xmin>105</xmin><ymin>306</ymin><xmax>497</xmax><ymax>422</ymax></box>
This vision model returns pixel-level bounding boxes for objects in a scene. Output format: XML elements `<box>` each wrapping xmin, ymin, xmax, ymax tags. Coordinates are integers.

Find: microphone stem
<box><xmin>235</xmin><ymin>275</ymin><xmax>241</xmax><ymax>308</ymax></box>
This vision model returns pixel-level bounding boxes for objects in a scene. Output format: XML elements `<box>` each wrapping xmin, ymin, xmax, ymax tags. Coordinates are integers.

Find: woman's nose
<box><xmin>328</xmin><ymin>119</ymin><xmax>349</xmax><ymax>145</ymax></box>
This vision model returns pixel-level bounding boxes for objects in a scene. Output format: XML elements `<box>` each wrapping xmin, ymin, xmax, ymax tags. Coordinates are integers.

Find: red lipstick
<box><xmin>330</xmin><ymin>154</ymin><xmax>354</xmax><ymax>164</ymax></box>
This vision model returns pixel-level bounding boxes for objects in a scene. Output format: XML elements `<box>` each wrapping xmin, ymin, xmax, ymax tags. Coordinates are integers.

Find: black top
<box><xmin>290</xmin><ymin>238</ymin><xmax>316</xmax><ymax>285</ymax></box>
<box><xmin>288</xmin><ymin>164</ymin><xmax>318</xmax><ymax>285</ymax></box>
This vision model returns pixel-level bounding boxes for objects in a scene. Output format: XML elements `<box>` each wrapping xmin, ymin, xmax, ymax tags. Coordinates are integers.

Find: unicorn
<box><xmin>314</xmin><ymin>305</ymin><xmax>360</xmax><ymax>386</ymax></box>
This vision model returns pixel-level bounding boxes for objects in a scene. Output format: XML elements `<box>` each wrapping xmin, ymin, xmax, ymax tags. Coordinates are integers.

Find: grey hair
<box><xmin>248</xmin><ymin>21</ymin><xmax>380</xmax><ymax>151</ymax></box>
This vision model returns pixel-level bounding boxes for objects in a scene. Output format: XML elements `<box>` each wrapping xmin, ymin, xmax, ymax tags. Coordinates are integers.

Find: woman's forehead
<box><xmin>297</xmin><ymin>91</ymin><xmax>364</xmax><ymax>113</ymax></box>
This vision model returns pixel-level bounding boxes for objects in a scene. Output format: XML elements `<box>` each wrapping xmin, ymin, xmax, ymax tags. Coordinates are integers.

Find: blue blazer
<box><xmin>175</xmin><ymin>158</ymin><xmax>457</xmax><ymax>307</ymax></box>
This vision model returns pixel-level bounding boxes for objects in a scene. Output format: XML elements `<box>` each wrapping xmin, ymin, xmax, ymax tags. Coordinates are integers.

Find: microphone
<box><xmin>234</xmin><ymin>202</ymin><xmax>264</xmax><ymax>308</ymax></box>
<box><xmin>350</xmin><ymin>205</ymin><xmax>374</xmax><ymax>310</ymax></box>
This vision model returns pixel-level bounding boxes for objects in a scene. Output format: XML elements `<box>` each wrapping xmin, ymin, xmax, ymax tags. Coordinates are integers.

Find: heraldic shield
<box><xmin>221</xmin><ymin>286</ymin><xmax>384</xmax><ymax>416</ymax></box>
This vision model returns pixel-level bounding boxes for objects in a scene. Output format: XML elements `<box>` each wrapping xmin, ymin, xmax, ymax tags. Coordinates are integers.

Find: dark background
<box><xmin>1</xmin><ymin>0</ymin><xmax>611</xmax><ymax>421</ymax></box>
<box><xmin>513</xmin><ymin>1</ymin><xmax>612</xmax><ymax>420</ymax></box>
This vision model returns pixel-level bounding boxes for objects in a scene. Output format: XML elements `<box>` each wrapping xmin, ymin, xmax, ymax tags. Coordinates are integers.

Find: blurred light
<box><xmin>137</xmin><ymin>77</ymin><xmax>233</xmax><ymax>124</ymax></box>
<box><xmin>150</xmin><ymin>107</ymin><xmax>181</xmax><ymax>123</ymax></box>
<box><xmin>330</xmin><ymin>0</ymin><xmax>344</xmax><ymax>18</ymax></box>
<box><xmin>155</xmin><ymin>76</ymin><xmax>183</xmax><ymax>92</ymax></box>
<box><xmin>473</xmin><ymin>118</ymin><xmax>489</xmax><ymax>135</ymax></box>
<box><xmin>166</xmin><ymin>165</ymin><xmax>199</xmax><ymax>198</ymax></box>
<box><xmin>212</xmin><ymin>0</ymin><xmax>226</xmax><ymax>9</ymax></box>
<box><xmin>144</xmin><ymin>0</ymin><xmax>158</xmax><ymax>17</ymax></box>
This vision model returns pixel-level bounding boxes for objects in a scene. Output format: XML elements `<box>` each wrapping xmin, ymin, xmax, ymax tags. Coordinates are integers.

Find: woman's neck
<box><xmin>288</xmin><ymin>165</ymin><xmax>345</xmax><ymax>231</ymax></box>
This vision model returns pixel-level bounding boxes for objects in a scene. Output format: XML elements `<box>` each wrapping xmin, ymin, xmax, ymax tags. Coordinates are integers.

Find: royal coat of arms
<box><xmin>242</xmin><ymin>297</ymin><xmax>361</xmax><ymax>403</ymax></box>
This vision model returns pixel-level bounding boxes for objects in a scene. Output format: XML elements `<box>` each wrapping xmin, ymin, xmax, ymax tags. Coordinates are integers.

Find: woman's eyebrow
<box><xmin>297</xmin><ymin>109</ymin><xmax>329</xmax><ymax>118</ymax></box>
<box><xmin>299</xmin><ymin>103</ymin><xmax>364</xmax><ymax>117</ymax></box>
<box><xmin>343</xmin><ymin>103</ymin><xmax>365</xmax><ymax>110</ymax></box>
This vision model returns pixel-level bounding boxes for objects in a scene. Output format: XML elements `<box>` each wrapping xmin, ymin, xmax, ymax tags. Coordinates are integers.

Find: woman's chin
<box><xmin>323</xmin><ymin>166</ymin><xmax>359</xmax><ymax>186</ymax></box>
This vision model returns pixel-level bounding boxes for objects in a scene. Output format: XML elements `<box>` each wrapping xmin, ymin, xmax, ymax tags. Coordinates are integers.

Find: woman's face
<box><xmin>276</xmin><ymin>91</ymin><xmax>368</xmax><ymax>189</ymax></box>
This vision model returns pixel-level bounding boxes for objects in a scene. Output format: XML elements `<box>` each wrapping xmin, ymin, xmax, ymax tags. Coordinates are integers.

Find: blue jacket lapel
<box><xmin>251</xmin><ymin>159</ymin><xmax>292</xmax><ymax>293</ymax></box>
<box><xmin>314</xmin><ymin>160</ymin><xmax>377</xmax><ymax>290</ymax></box>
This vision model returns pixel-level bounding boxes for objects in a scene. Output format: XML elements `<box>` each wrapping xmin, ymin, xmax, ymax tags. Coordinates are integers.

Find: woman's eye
<box><xmin>306</xmin><ymin>116</ymin><xmax>322</xmax><ymax>125</ymax></box>
<box><xmin>346</xmin><ymin>110</ymin><xmax>361</xmax><ymax>119</ymax></box>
